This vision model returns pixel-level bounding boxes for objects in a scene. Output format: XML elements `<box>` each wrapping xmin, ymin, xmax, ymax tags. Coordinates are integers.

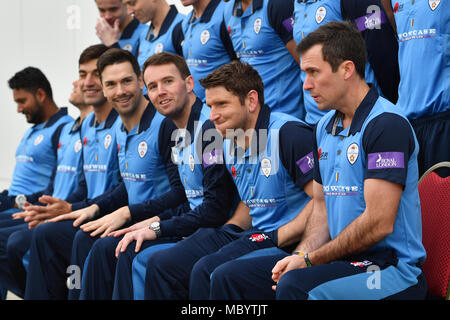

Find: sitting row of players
<box><xmin>0</xmin><ymin>22</ymin><xmax>427</xmax><ymax>300</ymax></box>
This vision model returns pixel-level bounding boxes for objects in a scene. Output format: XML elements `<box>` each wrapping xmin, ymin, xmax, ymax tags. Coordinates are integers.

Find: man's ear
<box><xmin>341</xmin><ymin>60</ymin><xmax>356</xmax><ymax>81</ymax></box>
<box><xmin>35</xmin><ymin>88</ymin><xmax>47</xmax><ymax>104</ymax></box>
<box><xmin>185</xmin><ymin>75</ymin><xmax>195</xmax><ymax>93</ymax></box>
<box><xmin>246</xmin><ymin>90</ymin><xmax>259</xmax><ymax>113</ymax></box>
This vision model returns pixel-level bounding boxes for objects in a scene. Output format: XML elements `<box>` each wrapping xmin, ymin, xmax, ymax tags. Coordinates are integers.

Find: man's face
<box><xmin>13</xmin><ymin>88</ymin><xmax>44</xmax><ymax>124</ymax></box>
<box><xmin>101</xmin><ymin>61</ymin><xmax>143</xmax><ymax>117</ymax></box>
<box><xmin>123</xmin><ymin>0</ymin><xmax>156</xmax><ymax>24</ymax></box>
<box><xmin>95</xmin><ymin>0</ymin><xmax>129</xmax><ymax>27</ymax></box>
<box><xmin>69</xmin><ymin>79</ymin><xmax>85</xmax><ymax>108</ymax></box>
<box><xmin>144</xmin><ymin>63</ymin><xmax>192</xmax><ymax>120</ymax></box>
<box><xmin>79</xmin><ymin>59</ymin><xmax>107</xmax><ymax>106</ymax></box>
<box><xmin>301</xmin><ymin>44</ymin><xmax>346</xmax><ymax>111</ymax></box>
<box><xmin>206</xmin><ymin>86</ymin><xmax>248</xmax><ymax>137</ymax></box>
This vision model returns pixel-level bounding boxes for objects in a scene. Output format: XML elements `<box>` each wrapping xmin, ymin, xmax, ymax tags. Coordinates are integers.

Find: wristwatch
<box><xmin>149</xmin><ymin>221</ymin><xmax>162</xmax><ymax>238</ymax></box>
<box><xmin>15</xmin><ymin>194</ymin><xmax>27</xmax><ymax>210</ymax></box>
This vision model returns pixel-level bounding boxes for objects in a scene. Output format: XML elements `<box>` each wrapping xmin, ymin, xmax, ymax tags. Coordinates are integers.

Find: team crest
<box><xmin>254</xmin><ymin>18</ymin><xmax>262</xmax><ymax>34</ymax></box>
<box><xmin>316</xmin><ymin>6</ymin><xmax>327</xmax><ymax>24</ymax></box>
<box><xmin>138</xmin><ymin>141</ymin><xmax>148</xmax><ymax>158</ymax></box>
<box><xmin>347</xmin><ymin>143</ymin><xmax>359</xmax><ymax>165</ymax></box>
<box><xmin>200</xmin><ymin>30</ymin><xmax>210</xmax><ymax>45</ymax></box>
<box><xmin>123</xmin><ymin>44</ymin><xmax>133</xmax><ymax>52</ymax></box>
<box><xmin>261</xmin><ymin>157</ymin><xmax>271</xmax><ymax>178</ymax></box>
<box><xmin>429</xmin><ymin>0</ymin><xmax>440</xmax><ymax>10</ymax></box>
<box><xmin>74</xmin><ymin>139</ymin><xmax>82</xmax><ymax>153</ymax></box>
<box><xmin>189</xmin><ymin>154</ymin><xmax>195</xmax><ymax>172</ymax></box>
<box><xmin>155</xmin><ymin>42</ymin><xmax>164</xmax><ymax>54</ymax></box>
<box><xmin>34</xmin><ymin>134</ymin><xmax>44</xmax><ymax>146</ymax></box>
<box><xmin>104</xmin><ymin>134</ymin><xmax>112</xmax><ymax>149</ymax></box>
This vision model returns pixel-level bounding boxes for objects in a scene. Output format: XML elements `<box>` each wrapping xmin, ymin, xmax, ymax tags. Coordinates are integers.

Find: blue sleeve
<box><xmin>172</xmin><ymin>21</ymin><xmax>184</xmax><ymax>56</ymax></box>
<box><xmin>312</xmin><ymin>125</ymin><xmax>322</xmax><ymax>185</ymax></box>
<box><xmin>159</xmin><ymin>121</ymin><xmax>238</xmax><ymax>237</ymax></box>
<box><xmin>279</xmin><ymin>121</ymin><xmax>315</xmax><ymax>190</ymax></box>
<box><xmin>362</xmin><ymin>113</ymin><xmax>415</xmax><ymax>186</ymax></box>
<box><xmin>267</xmin><ymin>0</ymin><xmax>295</xmax><ymax>44</ymax></box>
<box><xmin>219</xmin><ymin>19</ymin><xmax>238</xmax><ymax>60</ymax></box>
<box><xmin>128</xmin><ymin>118</ymin><xmax>188</xmax><ymax>222</ymax></box>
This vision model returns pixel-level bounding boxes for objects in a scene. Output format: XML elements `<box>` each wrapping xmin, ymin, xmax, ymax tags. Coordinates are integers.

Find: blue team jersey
<box><xmin>223</xmin><ymin>0</ymin><xmax>303</xmax><ymax>120</ymax></box>
<box><xmin>117</xmin><ymin>17</ymin><xmax>147</xmax><ymax>57</ymax></box>
<box><xmin>51</xmin><ymin>118</ymin><xmax>84</xmax><ymax>200</ymax></box>
<box><xmin>181</xmin><ymin>0</ymin><xmax>236</xmax><ymax>101</ymax></box>
<box><xmin>392</xmin><ymin>0</ymin><xmax>449</xmax><ymax>119</ymax></box>
<box><xmin>173</xmin><ymin>102</ymin><xmax>211</xmax><ymax>209</ymax></box>
<box><xmin>8</xmin><ymin>108</ymin><xmax>72</xmax><ymax>196</ymax></box>
<box><xmin>314</xmin><ymin>86</ymin><xmax>426</xmax><ymax>265</ymax></box>
<box><xmin>137</xmin><ymin>5</ymin><xmax>184</xmax><ymax>70</ymax></box>
<box><xmin>81</xmin><ymin>109</ymin><xmax>122</xmax><ymax>199</ymax></box>
<box><xmin>293</xmin><ymin>0</ymin><xmax>379</xmax><ymax>125</ymax></box>
<box><xmin>223</xmin><ymin>105</ymin><xmax>313</xmax><ymax>232</ymax></box>
<box><xmin>117</xmin><ymin>104</ymin><xmax>171</xmax><ymax>205</ymax></box>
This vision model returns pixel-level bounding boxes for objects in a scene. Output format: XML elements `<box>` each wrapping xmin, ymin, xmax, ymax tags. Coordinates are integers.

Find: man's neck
<box><xmin>193</xmin><ymin>0</ymin><xmax>210</xmax><ymax>19</ymax></box>
<box><xmin>172</xmin><ymin>94</ymin><xmax>197</xmax><ymax>129</ymax></box>
<box><xmin>338</xmin><ymin>81</ymin><xmax>370</xmax><ymax>129</ymax></box>
<box><xmin>122</xmin><ymin>95</ymin><xmax>148</xmax><ymax>133</ymax></box>
<box><xmin>78</xmin><ymin>105</ymin><xmax>93</xmax><ymax>122</ymax></box>
<box><xmin>93</xmin><ymin>101</ymin><xmax>113</xmax><ymax>124</ymax></box>
<box><xmin>119</xmin><ymin>15</ymin><xmax>134</xmax><ymax>34</ymax></box>
<box><xmin>241</xmin><ymin>0</ymin><xmax>253</xmax><ymax>12</ymax></box>
<box><xmin>152</xmin><ymin>2</ymin><xmax>171</xmax><ymax>36</ymax></box>
<box><xmin>41</xmin><ymin>101</ymin><xmax>59</xmax><ymax>123</ymax></box>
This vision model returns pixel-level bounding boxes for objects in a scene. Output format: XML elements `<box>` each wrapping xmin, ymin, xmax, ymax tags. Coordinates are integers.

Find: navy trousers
<box><xmin>24</xmin><ymin>220</ymin><xmax>78</xmax><ymax>299</ymax></box>
<box><xmin>79</xmin><ymin>234</ymin><xmax>180</xmax><ymax>300</ymax></box>
<box><xmin>144</xmin><ymin>224</ymin><xmax>284</xmax><ymax>300</ymax></box>
<box><xmin>210</xmin><ymin>250</ymin><xmax>427</xmax><ymax>300</ymax></box>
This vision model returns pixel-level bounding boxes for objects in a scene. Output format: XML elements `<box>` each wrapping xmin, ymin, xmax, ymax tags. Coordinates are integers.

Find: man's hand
<box><xmin>95</xmin><ymin>17</ymin><xmax>120</xmax><ymax>46</ymax></box>
<box><xmin>80</xmin><ymin>206</ymin><xmax>131</xmax><ymax>238</ymax></box>
<box><xmin>49</xmin><ymin>204</ymin><xmax>99</xmax><ymax>227</ymax></box>
<box><xmin>114</xmin><ymin>227</ymin><xmax>156</xmax><ymax>258</ymax></box>
<box><xmin>108</xmin><ymin>216</ymin><xmax>160</xmax><ymax>238</ymax></box>
<box><xmin>17</xmin><ymin>195</ymin><xmax>72</xmax><ymax>228</ymax></box>
<box><xmin>271</xmin><ymin>254</ymin><xmax>306</xmax><ymax>291</ymax></box>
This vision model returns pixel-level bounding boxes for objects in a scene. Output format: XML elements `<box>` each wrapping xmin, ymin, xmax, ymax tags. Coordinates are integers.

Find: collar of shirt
<box><xmin>41</xmin><ymin>107</ymin><xmax>68</xmax><ymax>128</ymax></box>
<box><xmin>146</xmin><ymin>5</ymin><xmax>179</xmax><ymax>41</ymax></box>
<box><xmin>297</xmin><ymin>0</ymin><xmax>318</xmax><ymax>4</ymax></box>
<box><xmin>188</xmin><ymin>0</ymin><xmax>221</xmax><ymax>24</ymax></box>
<box><xmin>89</xmin><ymin>107</ymin><xmax>119</xmax><ymax>129</ymax></box>
<box><xmin>325</xmin><ymin>85</ymin><xmax>379</xmax><ymax>136</ymax></box>
<box><xmin>232</xmin><ymin>0</ymin><xmax>263</xmax><ymax>17</ymax></box>
<box><xmin>120</xmin><ymin>17</ymin><xmax>140</xmax><ymax>40</ymax></box>
<box><xmin>120</xmin><ymin>102</ymin><xmax>156</xmax><ymax>134</ymax></box>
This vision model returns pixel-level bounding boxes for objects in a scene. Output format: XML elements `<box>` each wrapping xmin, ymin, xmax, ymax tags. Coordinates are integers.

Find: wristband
<box><xmin>293</xmin><ymin>251</ymin><xmax>313</xmax><ymax>267</ymax></box>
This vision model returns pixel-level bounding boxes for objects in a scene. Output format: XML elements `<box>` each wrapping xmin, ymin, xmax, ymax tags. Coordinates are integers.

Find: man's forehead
<box><xmin>79</xmin><ymin>59</ymin><xmax>99</xmax><ymax>73</ymax></box>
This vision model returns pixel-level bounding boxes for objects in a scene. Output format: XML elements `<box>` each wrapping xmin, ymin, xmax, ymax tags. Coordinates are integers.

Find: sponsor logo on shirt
<box><xmin>397</xmin><ymin>28</ymin><xmax>437</xmax><ymax>42</ymax></box>
<box><xmin>57</xmin><ymin>165</ymin><xmax>77</xmax><ymax>174</ymax></box>
<box><xmin>368</xmin><ymin>152</ymin><xmax>404</xmax><ymax>170</ymax></box>
<box><xmin>350</xmin><ymin>260</ymin><xmax>373</xmax><ymax>268</ymax></box>
<box><xmin>185</xmin><ymin>189</ymin><xmax>204</xmax><ymax>198</ymax></box>
<box><xmin>245</xmin><ymin>198</ymin><xmax>277</xmax><ymax>208</ymax></box>
<box><xmin>318</xmin><ymin>148</ymin><xmax>328</xmax><ymax>161</ymax></box>
<box><xmin>202</xmin><ymin>149</ymin><xmax>223</xmax><ymax>168</ymax></box>
<box><xmin>323</xmin><ymin>185</ymin><xmax>359</xmax><ymax>196</ymax></box>
<box><xmin>121</xmin><ymin>172</ymin><xmax>147</xmax><ymax>182</ymax></box>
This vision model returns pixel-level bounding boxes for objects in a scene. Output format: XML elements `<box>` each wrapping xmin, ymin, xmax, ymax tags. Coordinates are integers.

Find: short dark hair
<box><xmin>200</xmin><ymin>60</ymin><xmax>264</xmax><ymax>106</ymax></box>
<box><xmin>97</xmin><ymin>48</ymin><xmax>141</xmax><ymax>81</ymax></box>
<box><xmin>142</xmin><ymin>52</ymin><xmax>191</xmax><ymax>80</ymax></box>
<box><xmin>8</xmin><ymin>66</ymin><xmax>53</xmax><ymax>99</ymax></box>
<box><xmin>79</xmin><ymin>44</ymin><xmax>109</xmax><ymax>65</ymax></box>
<box><xmin>297</xmin><ymin>21</ymin><xmax>366</xmax><ymax>79</ymax></box>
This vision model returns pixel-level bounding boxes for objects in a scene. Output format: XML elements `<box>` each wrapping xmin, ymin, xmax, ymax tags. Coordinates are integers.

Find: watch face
<box><xmin>150</xmin><ymin>221</ymin><xmax>160</xmax><ymax>229</ymax></box>
<box><xmin>16</xmin><ymin>194</ymin><xmax>26</xmax><ymax>209</ymax></box>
